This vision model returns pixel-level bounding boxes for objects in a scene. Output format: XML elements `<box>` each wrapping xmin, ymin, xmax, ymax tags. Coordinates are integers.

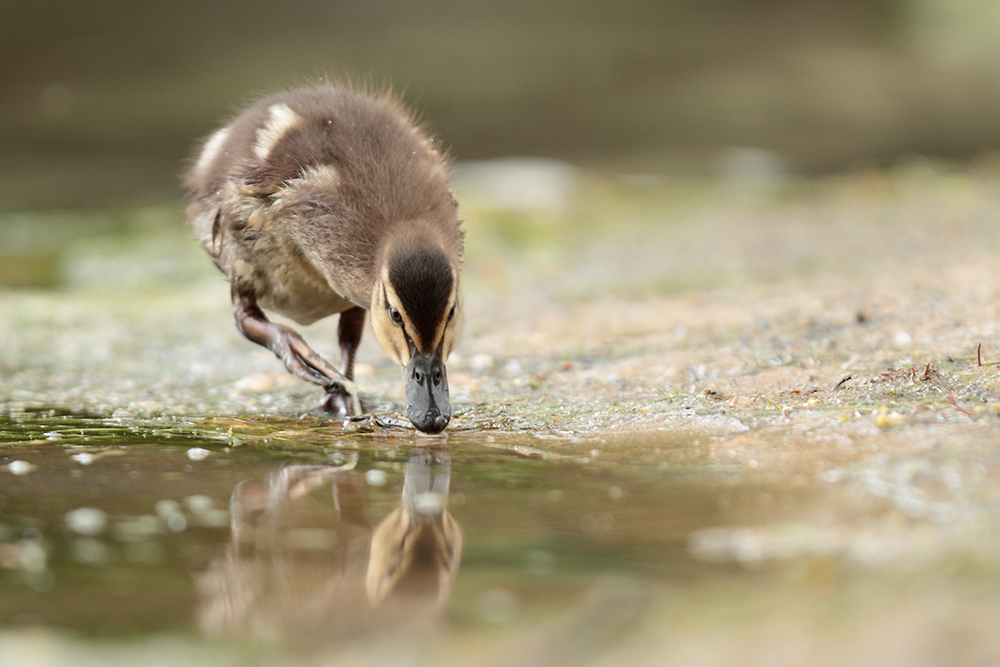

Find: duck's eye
<box><xmin>388</xmin><ymin>306</ymin><xmax>403</xmax><ymax>326</ymax></box>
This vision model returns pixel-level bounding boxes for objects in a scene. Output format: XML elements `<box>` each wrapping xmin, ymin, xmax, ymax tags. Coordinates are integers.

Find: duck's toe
<box><xmin>321</xmin><ymin>385</ymin><xmax>364</xmax><ymax>417</ymax></box>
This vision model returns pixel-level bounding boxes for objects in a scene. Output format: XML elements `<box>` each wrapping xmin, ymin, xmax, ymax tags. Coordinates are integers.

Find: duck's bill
<box><xmin>404</xmin><ymin>347</ymin><xmax>451</xmax><ymax>433</ymax></box>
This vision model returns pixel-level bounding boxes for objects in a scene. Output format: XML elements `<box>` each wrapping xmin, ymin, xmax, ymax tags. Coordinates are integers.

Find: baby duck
<box><xmin>184</xmin><ymin>84</ymin><xmax>464</xmax><ymax>433</ymax></box>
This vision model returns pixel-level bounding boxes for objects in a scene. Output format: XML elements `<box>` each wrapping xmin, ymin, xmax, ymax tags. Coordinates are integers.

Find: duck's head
<box><xmin>370</xmin><ymin>232</ymin><xmax>463</xmax><ymax>434</ymax></box>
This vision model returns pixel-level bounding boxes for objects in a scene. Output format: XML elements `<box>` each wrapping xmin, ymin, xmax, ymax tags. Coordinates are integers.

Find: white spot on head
<box><xmin>193</xmin><ymin>127</ymin><xmax>230</xmax><ymax>179</ymax></box>
<box><xmin>254</xmin><ymin>103</ymin><xmax>300</xmax><ymax>161</ymax></box>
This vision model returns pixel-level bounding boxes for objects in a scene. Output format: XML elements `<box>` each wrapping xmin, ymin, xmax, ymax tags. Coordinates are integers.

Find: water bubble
<box><xmin>8</xmin><ymin>460</ymin><xmax>35</xmax><ymax>476</ymax></box>
<box><xmin>166</xmin><ymin>513</ymin><xmax>187</xmax><ymax>533</ymax></box>
<box><xmin>187</xmin><ymin>447</ymin><xmax>210</xmax><ymax>461</ymax></box>
<box><xmin>412</xmin><ymin>491</ymin><xmax>446</xmax><ymax>515</ymax></box>
<box><xmin>71</xmin><ymin>452</ymin><xmax>94</xmax><ymax>465</ymax></box>
<box><xmin>185</xmin><ymin>494</ymin><xmax>214</xmax><ymax>512</ymax></box>
<box><xmin>65</xmin><ymin>507</ymin><xmax>107</xmax><ymax>536</ymax></box>
<box><xmin>16</xmin><ymin>540</ymin><xmax>48</xmax><ymax>572</ymax></box>
<box><xmin>155</xmin><ymin>499</ymin><xmax>181</xmax><ymax>518</ymax></box>
<box><xmin>365</xmin><ymin>469</ymin><xmax>388</xmax><ymax>487</ymax></box>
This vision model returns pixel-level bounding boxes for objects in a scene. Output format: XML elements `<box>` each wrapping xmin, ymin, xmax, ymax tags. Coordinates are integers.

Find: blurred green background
<box><xmin>3</xmin><ymin>0</ymin><xmax>1000</xmax><ymax>210</ymax></box>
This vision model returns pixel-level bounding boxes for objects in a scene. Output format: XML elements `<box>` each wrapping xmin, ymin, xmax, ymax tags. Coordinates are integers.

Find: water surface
<box><xmin>0</xmin><ymin>413</ymin><xmax>742</xmax><ymax>659</ymax></box>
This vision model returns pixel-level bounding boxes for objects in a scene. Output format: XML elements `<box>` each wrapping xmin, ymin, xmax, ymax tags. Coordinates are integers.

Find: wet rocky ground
<box><xmin>2</xmin><ymin>160</ymin><xmax>1000</xmax><ymax>665</ymax></box>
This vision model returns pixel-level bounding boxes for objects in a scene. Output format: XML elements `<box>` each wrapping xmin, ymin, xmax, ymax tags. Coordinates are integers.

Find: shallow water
<box><xmin>0</xmin><ymin>413</ymin><xmax>745</xmax><ymax>660</ymax></box>
<box><xmin>5</xmin><ymin>412</ymin><xmax>998</xmax><ymax>666</ymax></box>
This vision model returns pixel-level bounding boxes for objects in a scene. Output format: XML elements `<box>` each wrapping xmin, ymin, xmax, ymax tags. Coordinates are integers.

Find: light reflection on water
<box><xmin>4</xmin><ymin>415</ymin><xmax>998</xmax><ymax>664</ymax></box>
<box><xmin>0</xmin><ymin>414</ymin><xmax>723</xmax><ymax>647</ymax></box>
<box><xmin>197</xmin><ymin>452</ymin><xmax>462</xmax><ymax>643</ymax></box>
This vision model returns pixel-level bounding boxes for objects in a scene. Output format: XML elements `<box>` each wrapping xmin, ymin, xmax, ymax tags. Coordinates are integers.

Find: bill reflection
<box><xmin>196</xmin><ymin>451</ymin><xmax>462</xmax><ymax>643</ymax></box>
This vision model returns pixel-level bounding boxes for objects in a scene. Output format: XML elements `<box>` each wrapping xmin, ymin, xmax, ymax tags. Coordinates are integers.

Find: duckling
<box><xmin>198</xmin><ymin>454</ymin><xmax>461</xmax><ymax>640</ymax></box>
<box><xmin>184</xmin><ymin>84</ymin><xmax>464</xmax><ymax>433</ymax></box>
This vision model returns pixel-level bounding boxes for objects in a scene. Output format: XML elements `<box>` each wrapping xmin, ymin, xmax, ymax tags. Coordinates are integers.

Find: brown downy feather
<box><xmin>184</xmin><ymin>84</ymin><xmax>464</xmax><ymax>325</ymax></box>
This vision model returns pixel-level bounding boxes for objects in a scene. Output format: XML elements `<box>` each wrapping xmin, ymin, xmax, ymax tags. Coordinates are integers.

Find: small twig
<box><xmin>833</xmin><ymin>375</ymin><xmax>852</xmax><ymax>391</ymax></box>
<box><xmin>975</xmin><ymin>343</ymin><xmax>1000</xmax><ymax>366</ymax></box>
<box><xmin>919</xmin><ymin>363</ymin><xmax>937</xmax><ymax>382</ymax></box>
<box><xmin>949</xmin><ymin>392</ymin><xmax>973</xmax><ymax>418</ymax></box>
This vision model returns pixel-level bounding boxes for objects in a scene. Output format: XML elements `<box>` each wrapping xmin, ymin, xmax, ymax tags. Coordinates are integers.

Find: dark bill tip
<box><xmin>404</xmin><ymin>348</ymin><xmax>451</xmax><ymax>433</ymax></box>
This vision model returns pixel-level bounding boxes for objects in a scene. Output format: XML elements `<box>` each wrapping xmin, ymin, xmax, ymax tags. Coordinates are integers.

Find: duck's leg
<box><xmin>322</xmin><ymin>306</ymin><xmax>367</xmax><ymax>416</ymax></box>
<box><xmin>232</xmin><ymin>285</ymin><xmax>360</xmax><ymax>412</ymax></box>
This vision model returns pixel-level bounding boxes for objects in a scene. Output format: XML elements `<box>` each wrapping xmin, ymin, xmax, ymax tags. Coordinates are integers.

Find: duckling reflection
<box><xmin>196</xmin><ymin>452</ymin><xmax>461</xmax><ymax>643</ymax></box>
